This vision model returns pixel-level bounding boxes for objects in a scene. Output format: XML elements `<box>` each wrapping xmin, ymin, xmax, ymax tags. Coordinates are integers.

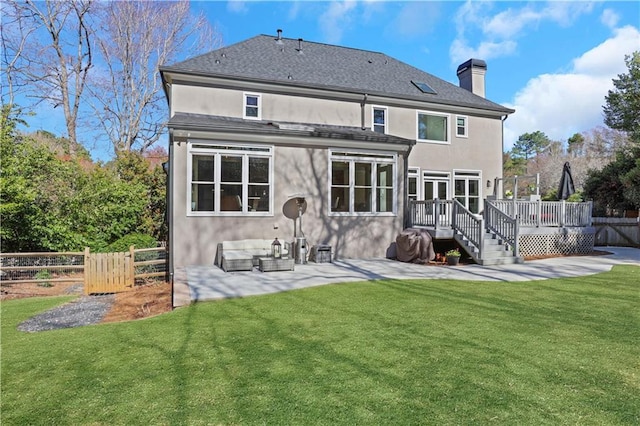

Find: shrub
<box><xmin>35</xmin><ymin>269</ymin><xmax>53</xmax><ymax>287</ymax></box>
<box><xmin>104</xmin><ymin>233</ymin><xmax>156</xmax><ymax>253</ymax></box>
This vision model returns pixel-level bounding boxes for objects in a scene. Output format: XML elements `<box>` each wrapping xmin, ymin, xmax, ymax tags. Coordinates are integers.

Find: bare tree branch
<box><xmin>1</xmin><ymin>0</ymin><xmax>93</xmax><ymax>147</ymax></box>
<box><xmin>90</xmin><ymin>0</ymin><xmax>221</xmax><ymax>153</ymax></box>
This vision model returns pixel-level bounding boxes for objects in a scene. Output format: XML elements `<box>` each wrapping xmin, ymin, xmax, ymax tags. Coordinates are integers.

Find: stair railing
<box><xmin>485</xmin><ymin>200</ymin><xmax>519</xmax><ymax>257</ymax></box>
<box><xmin>452</xmin><ymin>199</ymin><xmax>484</xmax><ymax>260</ymax></box>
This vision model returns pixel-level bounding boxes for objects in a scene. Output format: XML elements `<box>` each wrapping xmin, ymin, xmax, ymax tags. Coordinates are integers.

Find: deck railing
<box><xmin>409</xmin><ymin>199</ymin><xmax>453</xmax><ymax>228</ymax></box>
<box><xmin>452</xmin><ymin>199</ymin><xmax>484</xmax><ymax>259</ymax></box>
<box><xmin>485</xmin><ymin>201</ymin><xmax>519</xmax><ymax>257</ymax></box>
<box><xmin>489</xmin><ymin>200</ymin><xmax>592</xmax><ymax>227</ymax></box>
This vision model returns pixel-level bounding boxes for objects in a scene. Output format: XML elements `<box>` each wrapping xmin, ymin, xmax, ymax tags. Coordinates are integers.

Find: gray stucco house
<box><xmin>160</xmin><ymin>31</ymin><xmax>515</xmax><ymax>272</ymax></box>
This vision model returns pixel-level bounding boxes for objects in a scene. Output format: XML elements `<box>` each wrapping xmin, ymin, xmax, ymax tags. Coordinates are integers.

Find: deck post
<box><xmin>478</xmin><ymin>216</ymin><xmax>485</xmax><ymax>261</ymax></box>
<box><xmin>434</xmin><ymin>199</ymin><xmax>440</xmax><ymax>230</ymax></box>
<box><xmin>536</xmin><ymin>199</ymin><xmax>541</xmax><ymax>227</ymax></box>
<box><xmin>514</xmin><ymin>218</ymin><xmax>520</xmax><ymax>257</ymax></box>
<box><xmin>560</xmin><ymin>200</ymin><xmax>566</xmax><ymax>228</ymax></box>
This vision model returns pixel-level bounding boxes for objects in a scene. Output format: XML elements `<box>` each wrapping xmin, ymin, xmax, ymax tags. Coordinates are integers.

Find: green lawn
<box><xmin>2</xmin><ymin>265</ymin><xmax>639</xmax><ymax>425</ymax></box>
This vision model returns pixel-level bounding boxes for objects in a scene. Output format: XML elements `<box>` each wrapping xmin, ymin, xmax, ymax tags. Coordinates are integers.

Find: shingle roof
<box><xmin>162</xmin><ymin>35</ymin><xmax>513</xmax><ymax>114</ymax></box>
<box><xmin>168</xmin><ymin>113</ymin><xmax>415</xmax><ymax>149</ymax></box>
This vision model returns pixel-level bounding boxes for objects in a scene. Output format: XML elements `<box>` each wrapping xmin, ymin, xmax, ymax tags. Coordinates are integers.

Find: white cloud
<box><xmin>318</xmin><ymin>1</ymin><xmax>357</xmax><ymax>44</ymax></box>
<box><xmin>601</xmin><ymin>9</ymin><xmax>620</xmax><ymax>29</ymax></box>
<box><xmin>451</xmin><ymin>1</ymin><xmax>595</xmax><ymax>65</ymax></box>
<box><xmin>226</xmin><ymin>1</ymin><xmax>248</xmax><ymax>14</ymax></box>
<box><xmin>450</xmin><ymin>38</ymin><xmax>517</xmax><ymax>65</ymax></box>
<box><xmin>287</xmin><ymin>1</ymin><xmax>301</xmax><ymax>21</ymax></box>
<box><xmin>503</xmin><ymin>25</ymin><xmax>640</xmax><ymax>151</ymax></box>
<box><xmin>386</xmin><ymin>2</ymin><xmax>441</xmax><ymax>38</ymax></box>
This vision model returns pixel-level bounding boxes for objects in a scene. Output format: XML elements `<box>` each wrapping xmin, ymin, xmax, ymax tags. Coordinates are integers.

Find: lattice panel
<box><xmin>518</xmin><ymin>233</ymin><xmax>595</xmax><ymax>257</ymax></box>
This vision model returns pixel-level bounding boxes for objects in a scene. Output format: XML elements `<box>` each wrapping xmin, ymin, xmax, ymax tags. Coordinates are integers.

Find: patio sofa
<box><xmin>217</xmin><ymin>239</ymin><xmax>290</xmax><ymax>272</ymax></box>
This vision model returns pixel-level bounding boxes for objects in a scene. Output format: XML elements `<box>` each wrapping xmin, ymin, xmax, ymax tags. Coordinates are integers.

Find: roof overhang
<box><xmin>160</xmin><ymin>67</ymin><xmax>515</xmax><ymax>117</ymax></box>
<box><xmin>168</xmin><ymin>113</ymin><xmax>415</xmax><ymax>153</ymax></box>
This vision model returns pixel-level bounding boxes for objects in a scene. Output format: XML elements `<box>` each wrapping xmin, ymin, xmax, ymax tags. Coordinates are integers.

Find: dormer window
<box><xmin>372</xmin><ymin>106</ymin><xmax>387</xmax><ymax>134</ymax></box>
<box><xmin>244</xmin><ymin>93</ymin><xmax>261</xmax><ymax>120</ymax></box>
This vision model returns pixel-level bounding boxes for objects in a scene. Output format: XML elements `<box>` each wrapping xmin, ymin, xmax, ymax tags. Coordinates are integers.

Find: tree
<box><xmin>511</xmin><ymin>131</ymin><xmax>552</xmax><ymax>161</ymax></box>
<box><xmin>1</xmin><ymin>108</ymin><xmax>151</xmax><ymax>251</ymax></box>
<box><xmin>582</xmin><ymin>52</ymin><xmax>640</xmax><ymax>215</ymax></box>
<box><xmin>583</xmin><ymin>146</ymin><xmax>640</xmax><ymax>215</ymax></box>
<box><xmin>603</xmin><ymin>52</ymin><xmax>640</xmax><ymax>143</ymax></box>
<box><xmin>1</xmin><ymin>0</ymin><xmax>94</xmax><ymax>147</ymax></box>
<box><xmin>567</xmin><ymin>133</ymin><xmax>585</xmax><ymax>157</ymax></box>
<box><xmin>90</xmin><ymin>0</ymin><xmax>220</xmax><ymax>152</ymax></box>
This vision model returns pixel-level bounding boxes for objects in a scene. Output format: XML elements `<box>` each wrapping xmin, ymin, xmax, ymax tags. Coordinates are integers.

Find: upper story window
<box><xmin>188</xmin><ymin>142</ymin><xmax>272</xmax><ymax>216</ymax></box>
<box><xmin>329</xmin><ymin>150</ymin><xmax>396</xmax><ymax>216</ymax></box>
<box><xmin>372</xmin><ymin>106</ymin><xmax>387</xmax><ymax>134</ymax></box>
<box><xmin>244</xmin><ymin>93</ymin><xmax>261</xmax><ymax>120</ymax></box>
<box><xmin>456</xmin><ymin>115</ymin><xmax>468</xmax><ymax>138</ymax></box>
<box><xmin>417</xmin><ymin>111</ymin><xmax>450</xmax><ymax>144</ymax></box>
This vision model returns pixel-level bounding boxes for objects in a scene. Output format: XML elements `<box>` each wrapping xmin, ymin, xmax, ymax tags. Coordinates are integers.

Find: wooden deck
<box><xmin>409</xmin><ymin>199</ymin><xmax>594</xmax><ymax>262</ymax></box>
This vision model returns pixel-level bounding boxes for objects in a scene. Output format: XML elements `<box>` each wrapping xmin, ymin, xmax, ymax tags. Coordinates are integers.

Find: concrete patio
<box><xmin>172</xmin><ymin>247</ymin><xmax>640</xmax><ymax>307</ymax></box>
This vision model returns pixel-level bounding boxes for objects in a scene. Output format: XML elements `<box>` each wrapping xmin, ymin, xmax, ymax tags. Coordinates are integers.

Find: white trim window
<box><xmin>423</xmin><ymin>171</ymin><xmax>450</xmax><ymax>201</ymax></box>
<box><xmin>329</xmin><ymin>150</ymin><xmax>397</xmax><ymax>215</ymax></box>
<box><xmin>243</xmin><ymin>93</ymin><xmax>261</xmax><ymax>120</ymax></box>
<box><xmin>408</xmin><ymin>167</ymin><xmax>420</xmax><ymax>201</ymax></box>
<box><xmin>454</xmin><ymin>170</ymin><xmax>481</xmax><ymax>214</ymax></box>
<box><xmin>456</xmin><ymin>115</ymin><xmax>468</xmax><ymax>138</ymax></box>
<box><xmin>417</xmin><ymin>110</ymin><xmax>450</xmax><ymax>143</ymax></box>
<box><xmin>372</xmin><ymin>106</ymin><xmax>387</xmax><ymax>134</ymax></box>
<box><xmin>188</xmin><ymin>142</ymin><xmax>273</xmax><ymax>216</ymax></box>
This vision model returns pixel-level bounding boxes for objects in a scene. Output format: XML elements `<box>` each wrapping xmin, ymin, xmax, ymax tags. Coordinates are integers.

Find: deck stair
<box><xmin>452</xmin><ymin>199</ymin><xmax>524</xmax><ymax>266</ymax></box>
<box><xmin>454</xmin><ymin>230</ymin><xmax>523</xmax><ymax>266</ymax></box>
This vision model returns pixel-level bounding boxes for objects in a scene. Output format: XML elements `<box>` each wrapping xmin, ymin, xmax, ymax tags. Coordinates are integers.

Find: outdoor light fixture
<box><xmin>271</xmin><ymin>238</ymin><xmax>282</xmax><ymax>258</ymax></box>
<box><xmin>486</xmin><ymin>179</ymin><xmax>491</xmax><ymax>188</ymax></box>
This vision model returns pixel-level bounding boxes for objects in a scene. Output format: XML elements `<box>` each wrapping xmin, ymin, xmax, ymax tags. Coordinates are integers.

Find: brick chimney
<box><xmin>457</xmin><ymin>59</ymin><xmax>487</xmax><ymax>98</ymax></box>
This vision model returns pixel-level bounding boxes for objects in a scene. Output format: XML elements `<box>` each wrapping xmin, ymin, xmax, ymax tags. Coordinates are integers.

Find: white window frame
<box><xmin>453</xmin><ymin>169</ymin><xmax>482</xmax><ymax>214</ymax></box>
<box><xmin>328</xmin><ymin>149</ymin><xmax>397</xmax><ymax>216</ymax></box>
<box><xmin>422</xmin><ymin>171</ymin><xmax>451</xmax><ymax>201</ymax></box>
<box><xmin>416</xmin><ymin>110</ymin><xmax>450</xmax><ymax>144</ymax></box>
<box><xmin>372</xmin><ymin>106</ymin><xmax>388</xmax><ymax>134</ymax></box>
<box><xmin>243</xmin><ymin>93</ymin><xmax>262</xmax><ymax>120</ymax></box>
<box><xmin>187</xmin><ymin>141</ymin><xmax>273</xmax><ymax>216</ymax></box>
<box><xmin>408</xmin><ymin>167</ymin><xmax>420</xmax><ymax>201</ymax></box>
<box><xmin>456</xmin><ymin>115</ymin><xmax>468</xmax><ymax>138</ymax></box>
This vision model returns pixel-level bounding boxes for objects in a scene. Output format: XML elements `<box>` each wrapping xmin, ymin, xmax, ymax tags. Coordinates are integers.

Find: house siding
<box><xmin>171</xmin><ymin>140</ymin><xmax>406</xmax><ymax>268</ymax></box>
<box><xmin>170</xmin><ymin>83</ymin><xmax>503</xmax><ymax>188</ymax></box>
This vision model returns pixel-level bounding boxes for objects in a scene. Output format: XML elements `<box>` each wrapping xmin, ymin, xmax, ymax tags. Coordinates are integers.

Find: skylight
<box><xmin>412</xmin><ymin>80</ymin><xmax>437</xmax><ymax>95</ymax></box>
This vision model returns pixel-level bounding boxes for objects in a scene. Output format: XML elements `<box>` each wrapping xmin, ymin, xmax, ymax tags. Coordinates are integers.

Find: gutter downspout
<box><xmin>167</xmin><ymin>128</ymin><xmax>175</xmax><ymax>301</ymax></box>
<box><xmin>404</xmin><ymin>143</ymin><xmax>415</xmax><ymax>230</ymax></box>
<box><xmin>360</xmin><ymin>94</ymin><xmax>368</xmax><ymax>130</ymax></box>
<box><xmin>500</xmin><ymin>114</ymin><xmax>508</xmax><ymax>199</ymax></box>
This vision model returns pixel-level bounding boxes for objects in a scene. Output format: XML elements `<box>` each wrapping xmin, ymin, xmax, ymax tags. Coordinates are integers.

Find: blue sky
<box><xmin>194</xmin><ymin>0</ymin><xmax>640</xmax><ymax>150</ymax></box>
<box><xmin>18</xmin><ymin>1</ymin><xmax>640</xmax><ymax>157</ymax></box>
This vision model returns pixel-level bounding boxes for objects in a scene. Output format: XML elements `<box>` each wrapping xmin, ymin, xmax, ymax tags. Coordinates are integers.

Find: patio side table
<box><xmin>258</xmin><ymin>257</ymin><xmax>295</xmax><ymax>272</ymax></box>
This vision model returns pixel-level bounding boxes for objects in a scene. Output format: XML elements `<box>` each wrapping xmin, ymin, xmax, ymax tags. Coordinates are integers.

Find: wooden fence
<box><xmin>1</xmin><ymin>246</ymin><xmax>167</xmax><ymax>296</ymax></box>
<box><xmin>593</xmin><ymin>218</ymin><xmax>640</xmax><ymax>247</ymax></box>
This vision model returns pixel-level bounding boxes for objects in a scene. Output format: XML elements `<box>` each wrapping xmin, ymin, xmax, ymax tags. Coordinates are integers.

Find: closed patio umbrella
<box><xmin>558</xmin><ymin>161</ymin><xmax>576</xmax><ymax>200</ymax></box>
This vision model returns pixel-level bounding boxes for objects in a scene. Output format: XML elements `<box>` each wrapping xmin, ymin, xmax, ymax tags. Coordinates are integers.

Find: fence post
<box><xmin>84</xmin><ymin>247</ymin><xmax>90</xmax><ymax>295</ymax></box>
<box><xmin>129</xmin><ymin>245</ymin><xmax>135</xmax><ymax>286</ymax></box>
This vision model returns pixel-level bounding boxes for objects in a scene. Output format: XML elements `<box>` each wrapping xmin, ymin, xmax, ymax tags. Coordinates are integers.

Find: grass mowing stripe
<box><xmin>1</xmin><ymin>265</ymin><xmax>638</xmax><ymax>424</ymax></box>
